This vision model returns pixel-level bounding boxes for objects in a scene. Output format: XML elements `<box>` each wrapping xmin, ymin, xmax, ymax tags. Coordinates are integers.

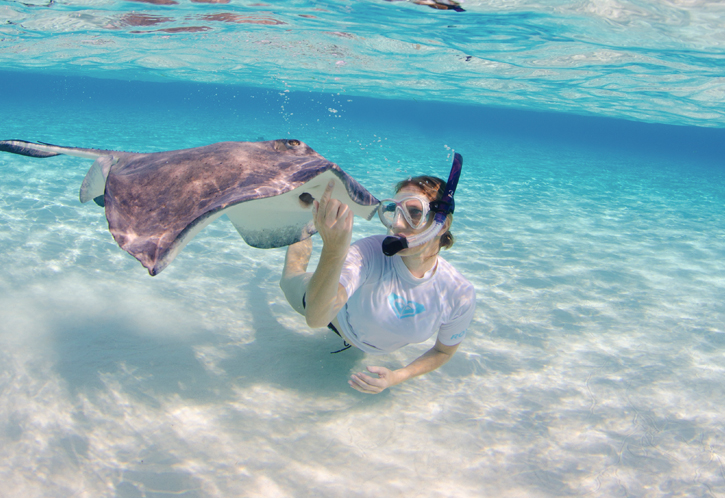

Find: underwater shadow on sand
<box><xmin>48</xmin><ymin>266</ymin><xmax>376</xmax><ymax>406</ymax></box>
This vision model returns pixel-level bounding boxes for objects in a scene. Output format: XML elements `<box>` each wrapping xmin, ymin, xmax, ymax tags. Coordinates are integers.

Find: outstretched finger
<box><xmin>352</xmin><ymin>372</ymin><xmax>384</xmax><ymax>389</ymax></box>
<box><xmin>333</xmin><ymin>202</ymin><xmax>351</xmax><ymax>225</ymax></box>
<box><xmin>349</xmin><ymin>376</ymin><xmax>379</xmax><ymax>394</ymax></box>
<box><xmin>343</xmin><ymin>209</ymin><xmax>354</xmax><ymax>231</ymax></box>
<box><xmin>321</xmin><ymin>198</ymin><xmax>340</xmax><ymax>226</ymax></box>
<box><xmin>366</xmin><ymin>365</ymin><xmax>385</xmax><ymax>376</ymax></box>
<box><xmin>319</xmin><ymin>180</ymin><xmax>335</xmax><ymax>209</ymax></box>
<box><xmin>349</xmin><ymin>381</ymin><xmax>374</xmax><ymax>394</ymax></box>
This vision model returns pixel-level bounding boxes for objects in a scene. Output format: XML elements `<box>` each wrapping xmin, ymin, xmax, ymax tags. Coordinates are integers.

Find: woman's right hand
<box><xmin>313</xmin><ymin>180</ymin><xmax>354</xmax><ymax>255</ymax></box>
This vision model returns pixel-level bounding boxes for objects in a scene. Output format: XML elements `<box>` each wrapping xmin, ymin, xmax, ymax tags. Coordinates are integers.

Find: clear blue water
<box><xmin>2</xmin><ymin>1</ymin><xmax>725</xmax><ymax>497</ymax></box>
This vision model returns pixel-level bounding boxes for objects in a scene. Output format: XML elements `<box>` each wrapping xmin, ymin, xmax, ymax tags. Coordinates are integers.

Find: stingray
<box><xmin>0</xmin><ymin>138</ymin><xmax>380</xmax><ymax>275</ymax></box>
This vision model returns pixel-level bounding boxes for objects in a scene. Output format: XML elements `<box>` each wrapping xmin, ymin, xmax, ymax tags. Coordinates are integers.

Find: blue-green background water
<box><xmin>2</xmin><ymin>0</ymin><xmax>725</xmax><ymax>496</ymax></box>
<box><xmin>2</xmin><ymin>69</ymin><xmax>724</xmax><ymax>498</ymax></box>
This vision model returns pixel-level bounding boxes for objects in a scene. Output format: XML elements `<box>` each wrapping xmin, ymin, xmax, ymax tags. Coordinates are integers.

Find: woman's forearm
<box><xmin>349</xmin><ymin>341</ymin><xmax>461</xmax><ymax>394</ymax></box>
<box><xmin>304</xmin><ymin>246</ymin><xmax>347</xmax><ymax>328</ymax></box>
<box><xmin>391</xmin><ymin>342</ymin><xmax>459</xmax><ymax>386</ymax></box>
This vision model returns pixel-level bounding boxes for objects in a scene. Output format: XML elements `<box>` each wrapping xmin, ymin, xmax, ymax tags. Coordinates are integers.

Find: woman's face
<box><xmin>389</xmin><ymin>186</ymin><xmax>446</xmax><ymax>258</ymax></box>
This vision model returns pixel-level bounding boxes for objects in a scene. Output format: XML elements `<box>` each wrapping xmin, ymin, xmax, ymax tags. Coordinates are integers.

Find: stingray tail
<box><xmin>0</xmin><ymin>139</ymin><xmax>114</xmax><ymax>159</ymax></box>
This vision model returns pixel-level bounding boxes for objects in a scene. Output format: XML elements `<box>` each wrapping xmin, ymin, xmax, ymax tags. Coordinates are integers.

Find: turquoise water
<box><xmin>2</xmin><ymin>0</ymin><xmax>725</xmax><ymax>127</ymax></box>
<box><xmin>2</xmin><ymin>1</ymin><xmax>725</xmax><ymax>497</ymax></box>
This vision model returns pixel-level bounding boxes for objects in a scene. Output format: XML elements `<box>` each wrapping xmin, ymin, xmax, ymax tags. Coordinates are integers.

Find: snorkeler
<box><xmin>384</xmin><ymin>0</ymin><xmax>465</xmax><ymax>12</ymax></box>
<box><xmin>280</xmin><ymin>154</ymin><xmax>475</xmax><ymax>394</ymax></box>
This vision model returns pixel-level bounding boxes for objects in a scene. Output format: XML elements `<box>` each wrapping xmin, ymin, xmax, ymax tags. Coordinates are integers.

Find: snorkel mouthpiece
<box><xmin>382</xmin><ymin>235</ymin><xmax>409</xmax><ymax>256</ymax></box>
<box><xmin>382</xmin><ymin>152</ymin><xmax>463</xmax><ymax>256</ymax></box>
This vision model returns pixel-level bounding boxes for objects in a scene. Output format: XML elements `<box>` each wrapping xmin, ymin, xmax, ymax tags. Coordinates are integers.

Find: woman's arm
<box><xmin>304</xmin><ymin>180</ymin><xmax>353</xmax><ymax>328</ymax></box>
<box><xmin>349</xmin><ymin>339</ymin><xmax>460</xmax><ymax>394</ymax></box>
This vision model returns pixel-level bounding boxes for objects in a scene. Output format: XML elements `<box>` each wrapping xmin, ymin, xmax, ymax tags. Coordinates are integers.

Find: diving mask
<box><xmin>378</xmin><ymin>195</ymin><xmax>431</xmax><ymax>230</ymax></box>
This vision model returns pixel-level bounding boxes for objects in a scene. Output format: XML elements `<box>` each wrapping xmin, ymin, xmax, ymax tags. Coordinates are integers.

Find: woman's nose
<box><xmin>391</xmin><ymin>209</ymin><xmax>408</xmax><ymax>229</ymax></box>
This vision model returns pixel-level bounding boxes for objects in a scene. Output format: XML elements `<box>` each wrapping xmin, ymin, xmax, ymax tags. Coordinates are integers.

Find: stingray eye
<box><xmin>288</xmin><ymin>139</ymin><xmax>301</xmax><ymax>147</ymax></box>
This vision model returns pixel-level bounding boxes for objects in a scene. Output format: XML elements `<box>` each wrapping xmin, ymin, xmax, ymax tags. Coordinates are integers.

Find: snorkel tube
<box><xmin>382</xmin><ymin>152</ymin><xmax>463</xmax><ymax>257</ymax></box>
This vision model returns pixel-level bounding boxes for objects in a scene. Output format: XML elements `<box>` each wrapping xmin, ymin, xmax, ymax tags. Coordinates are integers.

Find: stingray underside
<box><xmin>102</xmin><ymin>140</ymin><xmax>379</xmax><ymax>275</ymax></box>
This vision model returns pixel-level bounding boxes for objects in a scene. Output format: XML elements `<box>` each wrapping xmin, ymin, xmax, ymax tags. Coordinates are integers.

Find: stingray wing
<box><xmin>103</xmin><ymin>139</ymin><xmax>379</xmax><ymax>275</ymax></box>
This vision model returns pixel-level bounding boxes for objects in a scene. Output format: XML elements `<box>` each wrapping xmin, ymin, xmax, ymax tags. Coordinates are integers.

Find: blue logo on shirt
<box><xmin>388</xmin><ymin>293</ymin><xmax>425</xmax><ymax>319</ymax></box>
<box><xmin>450</xmin><ymin>331</ymin><xmax>466</xmax><ymax>341</ymax></box>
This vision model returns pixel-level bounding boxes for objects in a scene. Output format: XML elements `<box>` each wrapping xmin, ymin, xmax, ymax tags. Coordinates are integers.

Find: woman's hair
<box><xmin>394</xmin><ymin>175</ymin><xmax>455</xmax><ymax>250</ymax></box>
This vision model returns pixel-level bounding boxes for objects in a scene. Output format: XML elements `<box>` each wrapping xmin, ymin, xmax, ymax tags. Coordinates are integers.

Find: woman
<box><xmin>280</xmin><ymin>161</ymin><xmax>475</xmax><ymax>394</ymax></box>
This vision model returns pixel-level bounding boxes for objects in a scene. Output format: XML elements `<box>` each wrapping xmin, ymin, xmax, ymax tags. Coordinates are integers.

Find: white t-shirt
<box><xmin>336</xmin><ymin>235</ymin><xmax>476</xmax><ymax>354</ymax></box>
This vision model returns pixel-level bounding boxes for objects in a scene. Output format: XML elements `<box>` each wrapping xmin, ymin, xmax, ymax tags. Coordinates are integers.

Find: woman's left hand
<box><xmin>349</xmin><ymin>366</ymin><xmax>397</xmax><ymax>394</ymax></box>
